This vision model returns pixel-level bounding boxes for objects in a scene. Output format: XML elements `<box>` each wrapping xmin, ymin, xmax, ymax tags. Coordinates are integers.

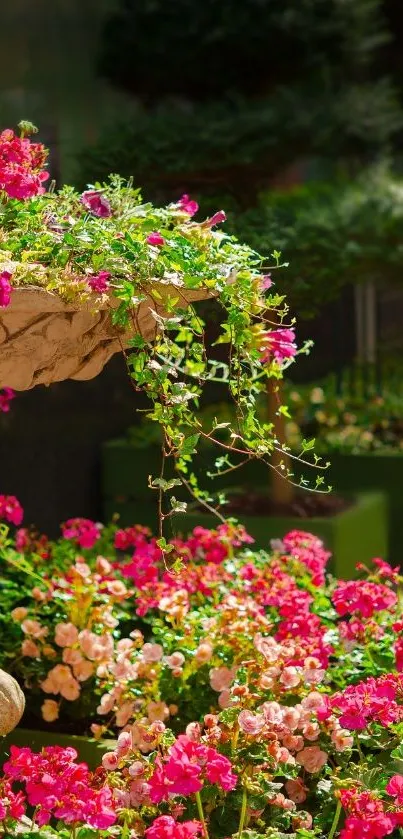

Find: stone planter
<box><xmin>0</xmin><ymin>284</ymin><xmax>210</xmax><ymax>390</ymax></box>
<box><xmin>173</xmin><ymin>491</ymin><xmax>388</xmax><ymax>579</ymax></box>
<box><xmin>0</xmin><ymin>726</ymin><xmax>115</xmax><ymax>769</ymax></box>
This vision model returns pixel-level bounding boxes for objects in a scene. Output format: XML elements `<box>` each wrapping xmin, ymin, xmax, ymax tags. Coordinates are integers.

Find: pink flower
<box><xmin>146</xmin><ymin>816</ymin><xmax>203</xmax><ymax>839</ymax></box>
<box><xmin>177</xmin><ymin>195</ymin><xmax>199</xmax><ymax>217</ymax></box>
<box><xmin>61</xmin><ymin>517</ymin><xmax>101</xmax><ymax>549</ymax></box>
<box><xmin>147</xmin><ymin>231</ymin><xmax>165</xmax><ymax>246</ymax></box>
<box><xmin>102</xmin><ymin>751</ymin><xmax>119</xmax><ymax>771</ymax></box>
<box><xmin>279</xmin><ymin>666</ymin><xmax>301</xmax><ymax>689</ymax></box>
<box><xmin>387</xmin><ymin>774</ymin><xmax>403</xmax><ymax>804</ymax></box>
<box><xmin>260</xmin><ymin>273</ymin><xmax>272</xmax><ymax>290</ymax></box>
<box><xmin>296</xmin><ymin>746</ymin><xmax>328</xmax><ymax>773</ymax></box>
<box><xmin>88</xmin><ymin>270</ymin><xmax>110</xmax><ymax>294</ymax></box>
<box><xmin>204</xmin><ymin>210</ymin><xmax>226</xmax><ymax>227</ymax></box>
<box><xmin>285</xmin><ymin>779</ymin><xmax>307</xmax><ymax>804</ymax></box>
<box><xmin>55</xmin><ymin>622</ymin><xmax>79</xmax><ymax>648</ymax></box>
<box><xmin>195</xmin><ymin>642</ymin><xmax>213</xmax><ymax>664</ymax></box>
<box><xmin>142</xmin><ymin>643</ymin><xmax>164</xmax><ymax>663</ymax></box>
<box><xmin>0</xmin><ymin>386</ymin><xmax>15</xmax><ymax>412</ymax></box>
<box><xmin>259</xmin><ymin>328</ymin><xmax>297</xmax><ymax>364</ymax></box>
<box><xmin>165</xmin><ymin>652</ymin><xmax>185</xmax><ymax>670</ymax></box>
<box><xmin>22</xmin><ymin>639</ymin><xmax>40</xmax><ymax>658</ymax></box>
<box><xmin>81</xmin><ymin>189</ymin><xmax>112</xmax><ymax>218</ymax></box>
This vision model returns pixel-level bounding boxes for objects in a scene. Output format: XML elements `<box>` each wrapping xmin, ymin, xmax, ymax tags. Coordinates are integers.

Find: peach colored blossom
<box><xmin>116</xmin><ymin>730</ymin><xmax>133</xmax><ymax>756</ymax></box>
<box><xmin>91</xmin><ymin>723</ymin><xmax>105</xmax><ymax>740</ymax></box>
<box><xmin>21</xmin><ymin>619</ymin><xmax>48</xmax><ymax>639</ymax></box>
<box><xmin>331</xmin><ymin>729</ymin><xmax>354</xmax><ymax>751</ymax></box>
<box><xmin>280</xmin><ymin>666</ymin><xmax>301</xmax><ymax>689</ymax></box>
<box><xmin>62</xmin><ymin>648</ymin><xmax>83</xmax><ymax>666</ymax></box>
<box><xmin>301</xmin><ymin>691</ymin><xmax>327</xmax><ymax>713</ymax></box>
<box><xmin>55</xmin><ymin>622</ymin><xmax>79</xmax><ymax>648</ymax></box>
<box><xmin>147</xmin><ymin>701</ymin><xmax>169</xmax><ymax>722</ymax></box>
<box><xmin>218</xmin><ymin>689</ymin><xmax>234</xmax><ymax>709</ymax></box>
<box><xmin>302</xmin><ymin>722</ymin><xmax>320</xmax><ymax>741</ymax></box>
<box><xmin>278</xmin><ymin>747</ymin><xmax>295</xmax><ymax>765</ymax></box>
<box><xmin>11</xmin><ymin>607</ymin><xmax>28</xmax><ymax>621</ymax></box>
<box><xmin>73</xmin><ymin>659</ymin><xmax>94</xmax><ymax>682</ymax></box>
<box><xmin>254</xmin><ymin>633</ymin><xmax>280</xmax><ymax>663</ymax></box>
<box><xmin>60</xmin><ymin>677</ymin><xmax>80</xmax><ymax>701</ymax></box>
<box><xmin>186</xmin><ymin>722</ymin><xmax>202</xmax><ymax>741</ymax></box>
<box><xmin>282</xmin><ymin>734</ymin><xmax>304</xmax><ymax>752</ymax></box>
<box><xmin>164</xmin><ymin>652</ymin><xmax>185</xmax><ymax>670</ymax></box>
<box><xmin>285</xmin><ymin>778</ymin><xmax>307</xmax><ymax>804</ymax></box>
<box><xmin>209</xmin><ymin>666</ymin><xmax>235</xmax><ymax>692</ymax></box>
<box><xmin>117</xmin><ymin>638</ymin><xmax>135</xmax><ymax>654</ymax></box>
<box><xmin>107</xmin><ymin>580</ymin><xmax>127</xmax><ymax>597</ymax></box>
<box><xmin>296</xmin><ymin>746</ymin><xmax>328</xmax><ymax>773</ymax></box>
<box><xmin>116</xmin><ymin>701</ymin><xmax>135</xmax><ymax>728</ymax></box>
<box><xmin>32</xmin><ymin>587</ymin><xmax>47</xmax><ymax>602</ymax></box>
<box><xmin>96</xmin><ymin>556</ymin><xmax>112</xmax><ymax>574</ymax></box>
<box><xmin>293</xmin><ymin>812</ymin><xmax>313</xmax><ymax>830</ymax></box>
<box><xmin>79</xmin><ymin>629</ymin><xmax>114</xmax><ymax>661</ymax></box>
<box><xmin>103</xmin><ymin>611</ymin><xmax>119</xmax><ymax>629</ymax></box>
<box><xmin>22</xmin><ymin>638</ymin><xmax>40</xmax><ymax>658</ymax></box>
<box><xmin>195</xmin><ymin>642</ymin><xmax>213</xmax><ymax>664</ymax></box>
<box><xmin>141</xmin><ymin>643</ymin><xmax>163</xmax><ymax>663</ymax></box>
<box><xmin>97</xmin><ymin>692</ymin><xmax>116</xmax><ymax>715</ymax></box>
<box><xmin>42</xmin><ymin>645</ymin><xmax>57</xmax><ymax>659</ymax></box>
<box><xmin>74</xmin><ymin>561</ymin><xmax>91</xmax><ymax>578</ymax></box>
<box><xmin>41</xmin><ymin>699</ymin><xmax>59</xmax><ymax>722</ymax></box>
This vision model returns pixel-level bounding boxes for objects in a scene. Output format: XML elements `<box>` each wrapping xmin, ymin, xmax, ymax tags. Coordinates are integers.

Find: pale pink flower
<box><xmin>74</xmin><ymin>561</ymin><xmax>91</xmax><ymax>579</ymax></box>
<box><xmin>55</xmin><ymin>622</ymin><xmax>79</xmax><ymax>648</ymax></box>
<box><xmin>128</xmin><ymin>761</ymin><xmax>146</xmax><ymax>779</ymax></box>
<box><xmin>185</xmin><ymin>722</ymin><xmax>202</xmax><ymax>741</ymax></box>
<box><xmin>107</xmin><ymin>580</ymin><xmax>128</xmax><ymax>597</ymax></box>
<box><xmin>209</xmin><ymin>666</ymin><xmax>235</xmax><ymax>692</ymax></box>
<box><xmin>238</xmin><ymin>710</ymin><xmax>265</xmax><ymax>736</ymax></box>
<box><xmin>195</xmin><ymin>642</ymin><xmax>213</xmax><ymax>664</ymax></box>
<box><xmin>116</xmin><ymin>730</ymin><xmax>133</xmax><ymax>756</ymax></box>
<box><xmin>261</xmin><ymin>701</ymin><xmax>284</xmax><ymax>726</ymax></box>
<box><xmin>102</xmin><ymin>751</ymin><xmax>119</xmax><ymax>771</ymax></box>
<box><xmin>141</xmin><ymin>643</ymin><xmax>164</xmax><ymax>663</ymax></box>
<box><xmin>32</xmin><ymin>587</ymin><xmax>47</xmax><ymax>601</ymax></box>
<box><xmin>97</xmin><ymin>692</ymin><xmax>116</xmax><ymax>715</ymax></box>
<box><xmin>296</xmin><ymin>746</ymin><xmax>328</xmax><ymax>773</ymax></box>
<box><xmin>41</xmin><ymin>699</ymin><xmax>59</xmax><ymax>722</ymax></box>
<box><xmin>280</xmin><ymin>666</ymin><xmax>301</xmax><ymax>689</ymax></box>
<box><xmin>164</xmin><ymin>652</ymin><xmax>185</xmax><ymax>670</ymax></box>
<box><xmin>302</xmin><ymin>722</ymin><xmax>320</xmax><ymax>742</ymax></box>
<box><xmin>254</xmin><ymin>634</ymin><xmax>280</xmax><ymax>663</ymax></box>
<box><xmin>147</xmin><ymin>701</ymin><xmax>169</xmax><ymax>722</ymax></box>
<box><xmin>22</xmin><ymin>638</ymin><xmax>40</xmax><ymax>658</ymax></box>
<box><xmin>282</xmin><ymin>734</ymin><xmax>304</xmax><ymax>752</ymax></box>
<box><xmin>116</xmin><ymin>701</ymin><xmax>135</xmax><ymax>727</ymax></box>
<box><xmin>301</xmin><ymin>692</ymin><xmax>327</xmax><ymax>714</ymax></box>
<box><xmin>218</xmin><ymin>689</ymin><xmax>232</xmax><ymax>709</ymax></box>
<box><xmin>282</xmin><ymin>707</ymin><xmax>301</xmax><ymax>731</ymax></box>
<box><xmin>117</xmin><ymin>638</ymin><xmax>135</xmax><ymax>654</ymax></box>
<box><xmin>331</xmin><ymin>729</ymin><xmax>354</xmax><ymax>751</ymax></box>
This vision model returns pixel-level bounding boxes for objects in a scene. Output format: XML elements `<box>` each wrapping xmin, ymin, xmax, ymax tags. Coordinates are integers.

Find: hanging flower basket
<box><xmin>0</xmin><ymin>284</ymin><xmax>211</xmax><ymax>390</ymax></box>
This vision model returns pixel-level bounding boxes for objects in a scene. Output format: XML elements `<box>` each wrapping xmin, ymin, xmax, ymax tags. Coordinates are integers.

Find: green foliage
<box><xmin>230</xmin><ymin>165</ymin><xmax>403</xmax><ymax>316</ymax></box>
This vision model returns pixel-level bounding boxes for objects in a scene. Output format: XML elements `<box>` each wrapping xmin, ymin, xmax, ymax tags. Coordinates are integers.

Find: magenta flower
<box><xmin>81</xmin><ymin>190</ymin><xmax>112</xmax><ymax>218</ymax></box>
<box><xmin>146</xmin><ymin>816</ymin><xmax>203</xmax><ymax>839</ymax></box>
<box><xmin>0</xmin><ymin>494</ymin><xmax>23</xmax><ymax>526</ymax></box>
<box><xmin>0</xmin><ymin>270</ymin><xmax>13</xmax><ymax>308</ymax></box>
<box><xmin>205</xmin><ymin>210</ymin><xmax>226</xmax><ymax>228</ymax></box>
<box><xmin>259</xmin><ymin>328</ymin><xmax>297</xmax><ymax>364</ymax></box>
<box><xmin>0</xmin><ymin>386</ymin><xmax>15</xmax><ymax>413</ymax></box>
<box><xmin>147</xmin><ymin>231</ymin><xmax>165</xmax><ymax>246</ymax></box>
<box><xmin>177</xmin><ymin>194</ymin><xmax>199</xmax><ymax>217</ymax></box>
<box><xmin>88</xmin><ymin>270</ymin><xmax>111</xmax><ymax>294</ymax></box>
<box><xmin>61</xmin><ymin>517</ymin><xmax>101</xmax><ymax>549</ymax></box>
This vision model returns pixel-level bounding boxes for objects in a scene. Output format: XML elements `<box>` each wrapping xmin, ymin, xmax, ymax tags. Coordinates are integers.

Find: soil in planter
<box><xmin>224</xmin><ymin>489</ymin><xmax>352</xmax><ymax>518</ymax></box>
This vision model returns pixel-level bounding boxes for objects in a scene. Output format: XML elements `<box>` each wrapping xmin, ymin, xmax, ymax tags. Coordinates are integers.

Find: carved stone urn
<box><xmin>0</xmin><ymin>284</ymin><xmax>210</xmax><ymax>390</ymax></box>
<box><xmin>0</xmin><ymin>668</ymin><xmax>25</xmax><ymax>736</ymax></box>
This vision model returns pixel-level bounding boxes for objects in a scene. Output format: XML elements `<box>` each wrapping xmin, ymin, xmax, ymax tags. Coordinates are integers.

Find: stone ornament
<box><xmin>0</xmin><ymin>668</ymin><xmax>25</xmax><ymax>736</ymax></box>
<box><xmin>0</xmin><ymin>284</ymin><xmax>211</xmax><ymax>390</ymax></box>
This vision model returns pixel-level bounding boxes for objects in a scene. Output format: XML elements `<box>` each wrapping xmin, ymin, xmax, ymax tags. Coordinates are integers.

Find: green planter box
<box><xmin>173</xmin><ymin>492</ymin><xmax>387</xmax><ymax>579</ymax></box>
<box><xmin>325</xmin><ymin>453</ymin><xmax>403</xmax><ymax>565</ymax></box>
<box><xmin>0</xmin><ymin>727</ymin><xmax>115</xmax><ymax>770</ymax></box>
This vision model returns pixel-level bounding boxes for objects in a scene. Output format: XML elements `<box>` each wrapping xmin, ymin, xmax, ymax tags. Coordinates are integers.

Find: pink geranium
<box><xmin>88</xmin><ymin>270</ymin><xmax>111</xmax><ymax>293</ymax></box>
<box><xmin>0</xmin><ymin>494</ymin><xmax>23</xmax><ymax>525</ymax></box>
<box><xmin>147</xmin><ymin>231</ymin><xmax>165</xmax><ymax>246</ymax></box>
<box><xmin>61</xmin><ymin>517</ymin><xmax>101</xmax><ymax>549</ymax></box>
<box><xmin>0</xmin><ymin>270</ymin><xmax>13</xmax><ymax>308</ymax></box>
<box><xmin>146</xmin><ymin>815</ymin><xmax>203</xmax><ymax>839</ymax></box>
<box><xmin>177</xmin><ymin>194</ymin><xmax>199</xmax><ymax>217</ymax></box>
<box><xmin>259</xmin><ymin>328</ymin><xmax>297</xmax><ymax>364</ymax></box>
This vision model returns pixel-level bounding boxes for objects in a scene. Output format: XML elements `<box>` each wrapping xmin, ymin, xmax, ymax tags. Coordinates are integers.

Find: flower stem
<box><xmin>328</xmin><ymin>799</ymin><xmax>342</xmax><ymax>839</ymax></box>
<box><xmin>238</xmin><ymin>787</ymin><xmax>248</xmax><ymax>839</ymax></box>
<box><xmin>195</xmin><ymin>791</ymin><xmax>209</xmax><ymax>839</ymax></box>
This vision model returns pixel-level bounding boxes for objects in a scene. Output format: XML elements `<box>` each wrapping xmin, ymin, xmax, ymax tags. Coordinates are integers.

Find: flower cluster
<box><xmin>0</xmin><ymin>386</ymin><xmax>15</xmax><ymax>412</ymax></box>
<box><xmin>0</xmin><ymin>126</ymin><xmax>48</xmax><ymax>201</ymax></box>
